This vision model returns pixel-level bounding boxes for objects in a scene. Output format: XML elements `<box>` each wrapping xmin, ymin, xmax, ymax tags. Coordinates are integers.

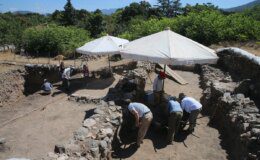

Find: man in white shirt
<box><xmin>153</xmin><ymin>71</ymin><xmax>166</xmax><ymax>105</ymax></box>
<box><xmin>62</xmin><ymin>67</ymin><xmax>73</xmax><ymax>91</ymax></box>
<box><xmin>179</xmin><ymin>93</ymin><xmax>202</xmax><ymax>133</ymax></box>
<box><xmin>127</xmin><ymin>101</ymin><xmax>153</xmax><ymax>147</ymax></box>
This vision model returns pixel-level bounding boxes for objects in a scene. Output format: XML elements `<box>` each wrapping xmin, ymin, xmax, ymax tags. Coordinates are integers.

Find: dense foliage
<box><xmin>0</xmin><ymin>0</ymin><xmax>259</xmax><ymax>57</ymax></box>
<box><xmin>0</xmin><ymin>13</ymin><xmax>48</xmax><ymax>47</ymax></box>
<box><xmin>120</xmin><ymin>6</ymin><xmax>260</xmax><ymax>45</ymax></box>
<box><xmin>22</xmin><ymin>24</ymin><xmax>90</xmax><ymax>57</ymax></box>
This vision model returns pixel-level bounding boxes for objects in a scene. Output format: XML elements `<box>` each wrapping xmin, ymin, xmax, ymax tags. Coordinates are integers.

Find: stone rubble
<box><xmin>217</xmin><ymin>48</ymin><xmax>260</xmax><ymax>104</ymax></box>
<box><xmin>48</xmin><ymin>101</ymin><xmax>122</xmax><ymax>160</ymax></box>
<box><xmin>68</xmin><ymin>94</ymin><xmax>102</xmax><ymax>105</ymax></box>
<box><xmin>200</xmin><ymin>64</ymin><xmax>260</xmax><ymax>159</ymax></box>
<box><xmin>0</xmin><ymin>69</ymin><xmax>25</xmax><ymax>107</ymax></box>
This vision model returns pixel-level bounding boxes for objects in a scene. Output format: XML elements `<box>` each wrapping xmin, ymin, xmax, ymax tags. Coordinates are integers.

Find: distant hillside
<box><xmin>101</xmin><ymin>8</ymin><xmax>117</xmax><ymax>15</ymax></box>
<box><xmin>13</xmin><ymin>11</ymin><xmax>34</xmax><ymax>15</ymax></box>
<box><xmin>224</xmin><ymin>0</ymin><xmax>260</xmax><ymax>12</ymax></box>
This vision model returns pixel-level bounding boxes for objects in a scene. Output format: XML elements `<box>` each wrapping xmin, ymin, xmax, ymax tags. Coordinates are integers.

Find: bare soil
<box><xmin>0</xmin><ymin>90</ymin><xmax>95</xmax><ymax>160</ymax></box>
<box><xmin>210</xmin><ymin>42</ymin><xmax>260</xmax><ymax>56</ymax></box>
<box><xmin>0</xmin><ymin>72</ymin><xmax>122</xmax><ymax>160</ymax></box>
<box><xmin>0</xmin><ymin>64</ymin><xmax>22</xmax><ymax>73</ymax></box>
<box><xmin>0</xmin><ymin>51</ymin><xmax>132</xmax><ymax>70</ymax></box>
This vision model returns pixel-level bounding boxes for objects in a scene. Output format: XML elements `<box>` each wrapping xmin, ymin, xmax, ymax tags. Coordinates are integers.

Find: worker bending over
<box><xmin>126</xmin><ymin>100</ymin><xmax>153</xmax><ymax>147</ymax></box>
<box><xmin>166</xmin><ymin>96</ymin><xmax>183</xmax><ymax>144</ymax></box>
<box><xmin>179</xmin><ymin>93</ymin><xmax>202</xmax><ymax>133</ymax></box>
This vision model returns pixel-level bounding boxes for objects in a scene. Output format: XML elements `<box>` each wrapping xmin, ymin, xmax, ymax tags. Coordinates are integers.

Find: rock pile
<box><xmin>200</xmin><ymin>64</ymin><xmax>260</xmax><ymax>159</ymax></box>
<box><xmin>48</xmin><ymin>101</ymin><xmax>122</xmax><ymax>160</ymax></box>
<box><xmin>0</xmin><ymin>69</ymin><xmax>25</xmax><ymax>107</ymax></box>
<box><xmin>217</xmin><ymin>47</ymin><xmax>260</xmax><ymax>104</ymax></box>
<box><xmin>106</xmin><ymin>64</ymin><xmax>147</xmax><ymax>102</ymax></box>
<box><xmin>68</xmin><ymin>94</ymin><xmax>102</xmax><ymax>104</ymax></box>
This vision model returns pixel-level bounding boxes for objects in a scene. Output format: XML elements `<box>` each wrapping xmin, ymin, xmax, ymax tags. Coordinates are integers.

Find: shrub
<box><xmin>120</xmin><ymin>10</ymin><xmax>260</xmax><ymax>45</ymax></box>
<box><xmin>22</xmin><ymin>24</ymin><xmax>90</xmax><ymax>57</ymax></box>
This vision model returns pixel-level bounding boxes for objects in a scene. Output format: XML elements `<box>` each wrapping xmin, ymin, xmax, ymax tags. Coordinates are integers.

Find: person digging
<box><xmin>179</xmin><ymin>93</ymin><xmax>202</xmax><ymax>133</ymax></box>
<box><xmin>126</xmin><ymin>99</ymin><xmax>153</xmax><ymax>148</ymax></box>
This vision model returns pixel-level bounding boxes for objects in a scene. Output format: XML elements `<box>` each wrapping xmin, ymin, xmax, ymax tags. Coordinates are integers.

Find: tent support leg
<box><xmin>108</xmin><ymin>54</ymin><xmax>111</xmax><ymax>72</ymax></box>
<box><xmin>162</xmin><ymin>64</ymin><xmax>166</xmax><ymax>91</ymax></box>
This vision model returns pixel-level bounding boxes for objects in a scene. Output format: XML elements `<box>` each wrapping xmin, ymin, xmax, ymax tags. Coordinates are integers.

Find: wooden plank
<box><xmin>158</xmin><ymin>64</ymin><xmax>188</xmax><ymax>85</ymax></box>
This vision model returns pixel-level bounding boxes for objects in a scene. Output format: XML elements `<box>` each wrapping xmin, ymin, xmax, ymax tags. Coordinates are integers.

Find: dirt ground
<box><xmin>0</xmin><ymin>63</ymin><xmax>23</xmax><ymax>73</ymax></box>
<box><xmin>0</xmin><ymin>90</ymin><xmax>92</xmax><ymax>160</ymax></box>
<box><xmin>0</xmin><ymin>51</ymin><xmax>132</xmax><ymax>71</ymax></box>
<box><xmin>0</xmin><ymin>65</ymin><xmax>228</xmax><ymax>159</ymax></box>
<box><xmin>210</xmin><ymin>42</ymin><xmax>260</xmax><ymax>56</ymax></box>
<box><xmin>0</xmin><ymin>72</ymin><xmax>122</xmax><ymax>160</ymax></box>
<box><xmin>113</xmin><ymin>71</ymin><xmax>228</xmax><ymax>160</ymax></box>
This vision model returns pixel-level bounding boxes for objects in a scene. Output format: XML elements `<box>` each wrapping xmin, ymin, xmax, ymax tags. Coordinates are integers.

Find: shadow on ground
<box><xmin>112</xmin><ymin>124</ymin><xmax>194</xmax><ymax>159</ymax></box>
<box><xmin>51</xmin><ymin>76</ymin><xmax>116</xmax><ymax>96</ymax></box>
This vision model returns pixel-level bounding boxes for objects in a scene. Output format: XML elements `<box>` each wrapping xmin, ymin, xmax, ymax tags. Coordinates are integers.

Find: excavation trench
<box><xmin>1</xmin><ymin>48</ymin><xmax>259</xmax><ymax>160</ymax></box>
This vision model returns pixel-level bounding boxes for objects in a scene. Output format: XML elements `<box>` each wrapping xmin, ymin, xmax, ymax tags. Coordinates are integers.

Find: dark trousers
<box><xmin>62</xmin><ymin>78</ymin><xmax>70</xmax><ymax>91</ymax></box>
<box><xmin>167</xmin><ymin>111</ymin><xmax>183</xmax><ymax>143</ymax></box>
<box><xmin>189</xmin><ymin>108</ymin><xmax>202</xmax><ymax>131</ymax></box>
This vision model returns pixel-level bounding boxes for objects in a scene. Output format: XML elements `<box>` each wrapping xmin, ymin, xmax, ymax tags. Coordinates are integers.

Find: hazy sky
<box><xmin>0</xmin><ymin>0</ymin><xmax>256</xmax><ymax>13</ymax></box>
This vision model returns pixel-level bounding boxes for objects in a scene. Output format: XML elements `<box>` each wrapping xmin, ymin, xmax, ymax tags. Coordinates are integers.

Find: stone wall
<box><xmin>24</xmin><ymin>61</ymin><xmax>137</xmax><ymax>94</ymax></box>
<box><xmin>217</xmin><ymin>48</ymin><xmax>260</xmax><ymax>104</ymax></box>
<box><xmin>200</xmin><ymin>65</ymin><xmax>260</xmax><ymax>159</ymax></box>
<box><xmin>0</xmin><ymin>69</ymin><xmax>25</xmax><ymax>107</ymax></box>
<box><xmin>47</xmin><ymin>101</ymin><xmax>122</xmax><ymax>160</ymax></box>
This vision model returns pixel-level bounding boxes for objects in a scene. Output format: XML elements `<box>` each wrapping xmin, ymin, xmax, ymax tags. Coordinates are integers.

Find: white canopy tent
<box><xmin>120</xmin><ymin>28</ymin><xmax>218</xmax><ymax>66</ymax></box>
<box><xmin>120</xmin><ymin>28</ymin><xmax>218</xmax><ymax>88</ymax></box>
<box><xmin>76</xmin><ymin>35</ymin><xmax>129</xmax><ymax>69</ymax></box>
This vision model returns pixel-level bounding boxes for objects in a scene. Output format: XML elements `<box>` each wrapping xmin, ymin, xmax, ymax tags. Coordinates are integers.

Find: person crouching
<box><xmin>179</xmin><ymin>93</ymin><xmax>202</xmax><ymax>133</ymax></box>
<box><xmin>166</xmin><ymin>96</ymin><xmax>183</xmax><ymax>144</ymax></box>
<box><xmin>126</xmin><ymin>100</ymin><xmax>153</xmax><ymax>148</ymax></box>
<box><xmin>41</xmin><ymin>79</ymin><xmax>53</xmax><ymax>95</ymax></box>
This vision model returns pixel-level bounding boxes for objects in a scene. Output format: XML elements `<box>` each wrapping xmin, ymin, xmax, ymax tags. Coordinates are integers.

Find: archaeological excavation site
<box><xmin>0</xmin><ymin>47</ymin><xmax>260</xmax><ymax>160</ymax></box>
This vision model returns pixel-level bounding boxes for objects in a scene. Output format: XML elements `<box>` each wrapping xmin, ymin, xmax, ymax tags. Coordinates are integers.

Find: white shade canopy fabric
<box><xmin>76</xmin><ymin>35</ymin><xmax>129</xmax><ymax>55</ymax></box>
<box><xmin>120</xmin><ymin>29</ymin><xmax>218</xmax><ymax>65</ymax></box>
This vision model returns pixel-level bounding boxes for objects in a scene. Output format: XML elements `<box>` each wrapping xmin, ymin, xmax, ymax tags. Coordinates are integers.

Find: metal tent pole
<box><xmin>108</xmin><ymin>54</ymin><xmax>111</xmax><ymax>71</ymax></box>
<box><xmin>162</xmin><ymin>64</ymin><xmax>166</xmax><ymax>91</ymax></box>
<box><xmin>74</xmin><ymin>51</ymin><xmax>76</xmax><ymax>67</ymax></box>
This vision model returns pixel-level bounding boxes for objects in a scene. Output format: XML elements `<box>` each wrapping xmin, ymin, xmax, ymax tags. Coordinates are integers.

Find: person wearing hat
<box><xmin>153</xmin><ymin>71</ymin><xmax>166</xmax><ymax>106</ymax></box>
<box><xmin>62</xmin><ymin>66</ymin><xmax>73</xmax><ymax>91</ymax></box>
<box><xmin>166</xmin><ymin>96</ymin><xmax>183</xmax><ymax>144</ymax></box>
<box><xmin>41</xmin><ymin>79</ymin><xmax>53</xmax><ymax>94</ymax></box>
<box><xmin>179</xmin><ymin>93</ymin><xmax>202</xmax><ymax>133</ymax></box>
<box><xmin>126</xmin><ymin>100</ymin><xmax>153</xmax><ymax>147</ymax></box>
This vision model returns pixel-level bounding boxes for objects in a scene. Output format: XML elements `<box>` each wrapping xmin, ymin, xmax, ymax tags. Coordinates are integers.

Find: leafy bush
<box><xmin>22</xmin><ymin>24</ymin><xmax>90</xmax><ymax>57</ymax></box>
<box><xmin>0</xmin><ymin>13</ymin><xmax>48</xmax><ymax>47</ymax></box>
<box><xmin>120</xmin><ymin>10</ymin><xmax>260</xmax><ymax>45</ymax></box>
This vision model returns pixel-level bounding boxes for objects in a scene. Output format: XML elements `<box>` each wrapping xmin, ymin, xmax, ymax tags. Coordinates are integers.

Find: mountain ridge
<box><xmin>224</xmin><ymin>0</ymin><xmax>260</xmax><ymax>12</ymax></box>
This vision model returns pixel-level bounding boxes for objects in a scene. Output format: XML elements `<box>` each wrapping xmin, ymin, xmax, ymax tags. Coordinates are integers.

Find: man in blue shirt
<box><xmin>41</xmin><ymin>79</ymin><xmax>53</xmax><ymax>94</ymax></box>
<box><xmin>166</xmin><ymin>96</ymin><xmax>183</xmax><ymax>144</ymax></box>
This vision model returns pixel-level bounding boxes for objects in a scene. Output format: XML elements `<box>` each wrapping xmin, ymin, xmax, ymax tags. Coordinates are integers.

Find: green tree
<box><xmin>86</xmin><ymin>9</ymin><xmax>104</xmax><ymax>38</ymax></box>
<box><xmin>63</xmin><ymin>0</ymin><xmax>76</xmax><ymax>26</ymax></box>
<box><xmin>157</xmin><ymin>0</ymin><xmax>181</xmax><ymax>17</ymax></box>
<box><xmin>22</xmin><ymin>24</ymin><xmax>90</xmax><ymax>57</ymax></box>
<box><xmin>52</xmin><ymin>10</ymin><xmax>63</xmax><ymax>24</ymax></box>
<box><xmin>242</xmin><ymin>4</ymin><xmax>260</xmax><ymax>21</ymax></box>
